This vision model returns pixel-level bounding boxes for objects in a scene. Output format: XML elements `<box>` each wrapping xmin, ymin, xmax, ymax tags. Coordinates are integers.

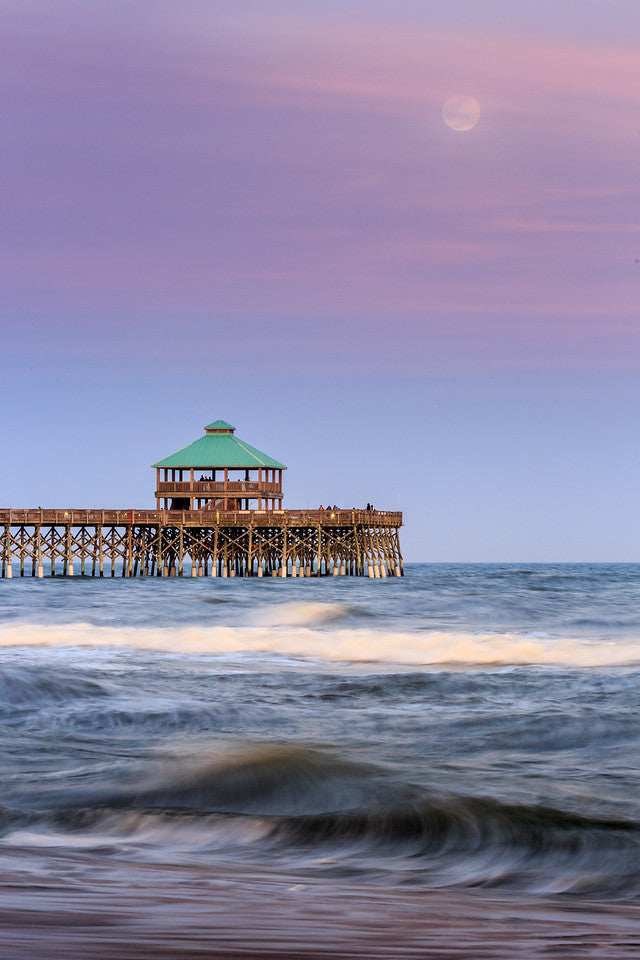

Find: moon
<box><xmin>442</xmin><ymin>95</ymin><xmax>480</xmax><ymax>132</ymax></box>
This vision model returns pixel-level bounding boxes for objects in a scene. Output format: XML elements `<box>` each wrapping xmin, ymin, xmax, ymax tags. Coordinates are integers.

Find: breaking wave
<box><xmin>252</xmin><ymin>601</ymin><xmax>355</xmax><ymax>627</ymax></box>
<box><xmin>1</xmin><ymin>621</ymin><xmax>640</xmax><ymax>667</ymax></box>
<box><xmin>8</xmin><ymin>744</ymin><xmax>640</xmax><ymax>896</ymax></box>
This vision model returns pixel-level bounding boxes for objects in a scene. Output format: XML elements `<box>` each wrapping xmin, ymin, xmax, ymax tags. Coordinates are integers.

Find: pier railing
<box><xmin>157</xmin><ymin>480</ymin><xmax>283</xmax><ymax>496</ymax></box>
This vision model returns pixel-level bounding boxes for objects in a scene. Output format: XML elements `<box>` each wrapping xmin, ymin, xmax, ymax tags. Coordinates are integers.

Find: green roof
<box><xmin>153</xmin><ymin>421</ymin><xmax>287</xmax><ymax>469</ymax></box>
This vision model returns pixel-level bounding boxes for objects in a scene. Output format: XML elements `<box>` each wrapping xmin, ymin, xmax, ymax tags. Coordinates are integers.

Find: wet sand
<box><xmin>2</xmin><ymin>861</ymin><xmax>640</xmax><ymax>959</ymax></box>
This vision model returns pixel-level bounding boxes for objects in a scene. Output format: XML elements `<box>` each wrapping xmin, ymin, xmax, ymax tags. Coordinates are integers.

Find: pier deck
<box><xmin>0</xmin><ymin>509</ymin><xmax>403</xmax><ymax>578</ymax></box>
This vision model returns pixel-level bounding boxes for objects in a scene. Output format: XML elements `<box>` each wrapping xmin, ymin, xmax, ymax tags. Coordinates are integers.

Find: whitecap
<box><xmin>2</xmin><ymin>621</ymin><xmax>640</xmax><ymax>669</ymax></box>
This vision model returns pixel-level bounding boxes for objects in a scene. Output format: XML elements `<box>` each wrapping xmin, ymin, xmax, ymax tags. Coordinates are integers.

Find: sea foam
<box><xmin>1</xmin><ymin>621</ymin><xmax>640</xmax><ymax>668</ymax></box>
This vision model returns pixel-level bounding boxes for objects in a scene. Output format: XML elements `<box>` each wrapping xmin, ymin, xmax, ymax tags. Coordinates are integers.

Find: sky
<box><xmin>2</xmin><ymin>0</ymin><xmax>640</xmax><ymax>561</ymax></box>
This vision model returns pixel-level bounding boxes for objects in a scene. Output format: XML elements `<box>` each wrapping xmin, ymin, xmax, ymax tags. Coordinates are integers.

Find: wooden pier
<box><xmin>0</xmin><ymin>508</ymin><xmax>403</xmax><ymax>578</ymax></box>
<box><xmin>1</xmin><ymin>419</ymin><xmax>404</xmax><ymax>579</ymax></box>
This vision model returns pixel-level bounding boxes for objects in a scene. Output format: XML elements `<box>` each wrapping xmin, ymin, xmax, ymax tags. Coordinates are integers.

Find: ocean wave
<box><xmin>8</xmin><ymin>744</ymin><xmax>640</xmax><ymax>896</ymax></box>
<box><xmin>79</xmin><ymin>743</ymin><xmax>405</xmax><ymax>817</ymax></box>
<box><xmin>252</xmin><ymin>601</ymin><xmax>355</xmax><ymax>627</ymax></box>
<box><xmin>0</xmin><ymin>664</ymin><xmax>112</xmax><ymax>708</ymax></box>
<box><xmin>2</xmin><ymin>621</ymin><xmax>640</xmax><ymax>668</ymax></box>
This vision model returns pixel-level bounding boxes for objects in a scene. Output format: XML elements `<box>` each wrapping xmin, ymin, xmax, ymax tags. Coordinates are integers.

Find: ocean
<box><xmin>2</xmin><ymin>563</ymin><xmax>640</xmax><ymax>958</ymax></box>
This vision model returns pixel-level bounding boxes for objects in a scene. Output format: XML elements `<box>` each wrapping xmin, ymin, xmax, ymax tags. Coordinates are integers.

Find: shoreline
<box><xmin>2</xmin><ymin>864</ymin><xmax>640</xmax><ymax>959</ymax></box>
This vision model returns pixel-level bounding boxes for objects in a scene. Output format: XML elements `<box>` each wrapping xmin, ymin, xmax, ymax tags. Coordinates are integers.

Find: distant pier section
<box><xmin>0</xmin><ymin>420</ymin><xmax>403</xmax><ymax>579</ymax></box>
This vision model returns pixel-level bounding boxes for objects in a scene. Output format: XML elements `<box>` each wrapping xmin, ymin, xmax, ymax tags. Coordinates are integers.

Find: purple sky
<box><xmin>3</xmin><ymin>1</ymin><xmax>640</xmax><ymax>560</ymax></box>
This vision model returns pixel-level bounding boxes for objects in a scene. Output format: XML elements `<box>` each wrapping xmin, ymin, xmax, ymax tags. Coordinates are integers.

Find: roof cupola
<box><xmin>204</xmin><ymin>420</ymin><xmax>235</xmax><ymax>434</ymax></box>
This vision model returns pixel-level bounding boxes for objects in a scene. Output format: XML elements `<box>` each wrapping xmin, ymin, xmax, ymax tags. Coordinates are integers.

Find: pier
<box><xmin>0</xmin><ymin>508</ymin><xmax>403</xmax><ymax>578</ymax></box>
<box><xmin>1</xmin><ymin>420</ymin><xmax>403</xmax><ymax>578</ymax></box>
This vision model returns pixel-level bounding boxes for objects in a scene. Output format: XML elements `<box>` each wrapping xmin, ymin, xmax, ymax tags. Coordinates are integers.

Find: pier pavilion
<box><xmin>154</xmin><ymin>420</ymin><xmax>285</xmax><ymax>512</ymax></box>
<box><xmin>0</xmin><ymin>418</ymin><xmax>403</xmax><ymax>579</ymax></box>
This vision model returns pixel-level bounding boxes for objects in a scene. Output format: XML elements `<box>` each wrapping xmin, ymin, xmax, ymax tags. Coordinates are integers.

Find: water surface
<box><xmin>2</xmin><ymin>563</ymin><xmax>640</xmax><ymax>956</ymax></box>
